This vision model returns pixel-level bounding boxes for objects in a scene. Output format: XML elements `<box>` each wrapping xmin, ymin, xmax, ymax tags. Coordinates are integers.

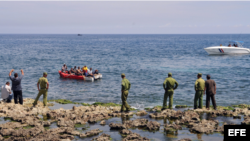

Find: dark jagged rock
<box><xmin>0</xmin><ymin>98</ymin><xmax>125</xmax><ymax>140</ymax></box>
<box><xmin>170</xmin><ymin>110</ymin><xmax>183</xmax><ymax>119</ymax></box>
<box><xmin>119</xmin><ymin>129</ymin><xmax>133</xmax><ymax>135</ymax></box>
<box><xmin>80</xmin><ymin>129</ymin><xmax>103</xmax><ymax>138</ymax></box>
<box><xmin>241</xmin><ymin>117</ymin><xmax>250</xmax><ymax>125</ymax></box>
<box><xmin>189</xmin><ymin>119</ymin><xmax>218</xmax><ymax>134</ymax></box>
<box><xmin>0</xmin><ymin>128</ymin><xmax>14</xmax><ymax>136</ymax></box>
<box><xmin>108</xmin><ymin>112</ymin><xmax>133</xmax><ymax>117</ymax></box>
<box><xmin>149</xmin><ymin>109</ymin><xmax>177</xmax><ymax>119</ymax></box>
<box><xmin>233</xmin><ymin>115</ymin><xmax>241</xmax><ymax>119</ymax></box>
<box><xmin>164</xmin><ymin>123</ymin><xmax>182</xmax><ymax>132</ymax></box>
<box><xmin>233</xmin><ymin>108</ymin><xmax>242</xmax><ymax>113</ymax></box>
<box><xmin>0</xmin><ymin>98</ymin><xmax>246</xmax><ymax>141</ymax></box>
<box><xmin>100</xmin><ymin>120</ymin><xmax>106</xmax><ymax>125</ymax></box>
<box><xmin>208</xmin><ymin>110</ymin><xmax>235</xmax><ymax>117</ymax></box>
<box><xmin>0</xmin><ymin>122</ymin><xmax>27</xmax><ymax>130</ymax></box>
<box><xmin>92</xmin><ymin>133</ymin><xmax>111</xmax><ymax>141</ymax></box>
<box><xmin>149</xmin><ymin>112</ymin><xmax>165</xmax><ymax>118</ymax></box>
<box><xmin>136</xmin><ymin>110</ymin><xmax>147</xmax><ymax>116</ymax></box>
<box><xmin>124</xmin><ymin>119</ymin><xmax>148</xmax><ymax>128</ymax></box>
<box><xmin>109</xmin><ymin>123</ymin><xmax>126</xmax><ymax>129</ymax></box>
<box><xmin>122</xmin><ymin>132</ymin><xmax>150</xmax><ymax>141</ymax></box>
<box><xmin>57</xmin><ymin>118</ymin><xmax>75</xmax><ymax>127</ymax></box>
<box><xmin>146</xmin><ymin>121</ymin><xmax>160</xmax><ymax>131</ymax></box>
<box><xmin>215</xmin><ymin>125</ymin><xmax>224</xmax><ymax>133</ymax></box>
<box><xmin>3</xmin><ymin>136</ymin><xmax>28</xmax><ymax>141</ymax></box>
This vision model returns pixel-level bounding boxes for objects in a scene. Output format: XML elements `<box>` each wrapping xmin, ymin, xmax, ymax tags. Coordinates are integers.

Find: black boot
<box><xmin>194</xmin><ymin>106</ymin><xmax>197</xmax><ymax>110</ymax></box>
<box><xmin>125</xmin><ymin>109</ymin><xmax>130</xmax><ymax>113</ymax></box>
<box><xmin>161</xmin><ymin>108</ymin><xmax>167</xmax><ymax>111</ymax></box>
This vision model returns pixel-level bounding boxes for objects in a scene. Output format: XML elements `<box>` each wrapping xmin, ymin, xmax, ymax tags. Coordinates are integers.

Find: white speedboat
<box><xmin>204</xmin><ymin>41</ymin><xmax>250</xmax><ymax>55</ymax></box>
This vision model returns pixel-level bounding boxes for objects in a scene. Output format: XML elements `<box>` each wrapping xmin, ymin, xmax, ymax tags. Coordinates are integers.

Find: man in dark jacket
<box><xmin>204</xmin><ymin>75</ymin><xmax>217</xmax><ymax>110</ymax></box>
<box><xmin>9</xmin><ymin>69</ymin><xmax>24</xmax><ymax>105</ymax></box>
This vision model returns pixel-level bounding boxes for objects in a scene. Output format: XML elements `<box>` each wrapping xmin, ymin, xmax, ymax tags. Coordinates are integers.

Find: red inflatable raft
<box><xmin>58</xmin><ymin>70</ymin><xmax>94</xmax><ymax>81</ymax></box>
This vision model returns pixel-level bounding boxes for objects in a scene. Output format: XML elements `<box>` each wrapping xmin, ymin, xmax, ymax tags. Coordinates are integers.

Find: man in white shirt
<box><xmin>1</xmin><ymin>82</ymin><xmax>13</xmax><ymax>102</ymax></box>
<box><xmin>88</xmin><ymin>68</ymin><xmax>93</xmax><ymax>76</ymax></box>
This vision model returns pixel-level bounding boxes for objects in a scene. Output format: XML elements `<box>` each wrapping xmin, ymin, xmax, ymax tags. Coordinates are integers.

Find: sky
<box><xmin>0</xmin><ymin>1</ymin><xmax>250</xmax><ymax>34</ymax></box>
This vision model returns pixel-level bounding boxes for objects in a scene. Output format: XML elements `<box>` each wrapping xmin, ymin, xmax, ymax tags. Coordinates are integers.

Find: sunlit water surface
<box><xmin>1</xmin><ymin>34</ymin><xmax>250</xmax><ymax>109</ymax></box>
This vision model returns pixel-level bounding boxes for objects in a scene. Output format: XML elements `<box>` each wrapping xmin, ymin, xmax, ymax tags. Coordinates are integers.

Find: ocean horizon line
<box><xmin>1</xmin><ymin>33</ymin><xmax>250</xmax><ymax>35</ymax></box>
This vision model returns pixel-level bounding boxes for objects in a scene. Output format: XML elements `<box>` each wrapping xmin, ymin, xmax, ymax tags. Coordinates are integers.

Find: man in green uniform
<box><xmin>194</xmin><ymin>73</ymin><xmax>205</xmax><ymax>109</ymax></box>
<box><xmin>33</xmin><ymin>72</ymin><xmax>49</xmax><ymax>106</ymax></box>
<box><xmin>162</xmin><ymin>72</ymin><xmax>179</xmax><ymax>110</ymax></box>
<box><xmin>121</xmin><ymin>73</ymin><xmax>131</xmax><ymax>112</ymax></box>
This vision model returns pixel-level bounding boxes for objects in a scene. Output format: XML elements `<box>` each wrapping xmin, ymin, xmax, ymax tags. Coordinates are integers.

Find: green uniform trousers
<box><xmin>194</xmin><ymin>90</ymin><xmax>203</xmax><ymax>109</ymax></box>
<box><xmin>33</xmin><ymin>89</ymin><xmax>48</xmax><ymax>106</ymax></box>
<box><xmin>163</xmin><ymin>90</ymin><xmax>174</xmax><ymax>109</ymax></box>
<box><xmin>121</xmin><ymin>90</ymin><xmax>130</xmax><ymax>111</ymax></box>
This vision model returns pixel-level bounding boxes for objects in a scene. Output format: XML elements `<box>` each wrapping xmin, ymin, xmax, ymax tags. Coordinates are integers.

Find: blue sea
<box><xmin>1</xmin><ymin>34</ymin><xmax>250</xmax><ymax>109</ymax></box>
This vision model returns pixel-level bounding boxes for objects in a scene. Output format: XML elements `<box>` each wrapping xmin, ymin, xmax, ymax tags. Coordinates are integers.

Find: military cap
<box><xmin>168</xmin><ymin>72</ymin><xmax>172</xmax><ymax>76</ymax></box>
<box><xmin>121</xmin><ymin>73</ymin><xmax>125</xmax><ymax>76</ymax></box>
<box><xmin>43</xmin><ymin>72</ymin><xmax>48</xmax><ymax>75</ymax></box>
<box><xmin>197</xmin><ymin>73</ymin><xmax>202</xmax><ymax>76</ymax></box>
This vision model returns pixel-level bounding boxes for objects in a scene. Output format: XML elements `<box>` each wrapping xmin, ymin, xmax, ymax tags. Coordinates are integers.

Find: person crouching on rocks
<box><xmin>1</xmin><ymin>82</ymin><xmax>13</xmax><ymax>103</ymax></box>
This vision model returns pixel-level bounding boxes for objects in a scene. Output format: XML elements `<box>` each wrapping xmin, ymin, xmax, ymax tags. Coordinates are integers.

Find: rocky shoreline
<box><xmin>0</xmin><ymin>99</ymin><xmax>249</xmax><ymax>141</ymax></box>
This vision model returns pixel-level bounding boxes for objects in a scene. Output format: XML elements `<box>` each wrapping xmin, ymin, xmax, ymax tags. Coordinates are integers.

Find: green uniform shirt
<box><xmin>195</xmin><ymin>78</ymin><xmax>205</xmax><ymax>91</ymax></box>
<box><xmin>38</xmin><ymin>77</ymin><xmax>48</xmax><ymax>89</ymax></box>
<box><xmin>121</xmin><ymin>78</ymin><xmax>131</xmax><ymax>91</ymax></box>
<box><xmin>163</xmin><ymin>77</ymin><xmax>179</xmax><ymax>90</ymax></box>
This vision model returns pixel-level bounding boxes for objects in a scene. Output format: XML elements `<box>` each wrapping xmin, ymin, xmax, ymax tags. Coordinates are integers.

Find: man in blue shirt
<box><xmin>9</xmin><ymin>69</ymin><xmax>24</xmax><ymax>105</ymax></box>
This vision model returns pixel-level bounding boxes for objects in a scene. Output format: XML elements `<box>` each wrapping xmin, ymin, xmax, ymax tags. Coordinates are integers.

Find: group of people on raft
<box><xmin>61</xmin><ymin>63</ymin><xmax>99</xmax><ymax>77</ymax></box>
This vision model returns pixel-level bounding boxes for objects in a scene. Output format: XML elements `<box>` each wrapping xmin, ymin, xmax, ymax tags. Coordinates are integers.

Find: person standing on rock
<box><xmin>162</xmin><ymin>72</ymin><xmax>179</xmax><ymax>110</ymax></box>
<box><xmin>121</xmin><ymin>73</ymin><xmax>131</xmax><ymax>112</ymax></box>
<box><xmin>33</xmin><ymin>72</ymin><xmax>49</xmax><ymax>106</ymax></box>
<box><xmin>204</xmin><ymin>75</ymin><xmax>217</xmax><ymax>110</ymax></box>
<box><xmin>194</xmin><ymin>73</ymin><xmax>205</xmax><ymax>109</ymax></box>
<box><xmin>9</xmin><ymin>69</ymin><xmax>24</xmax><ymax>105</ymax></box>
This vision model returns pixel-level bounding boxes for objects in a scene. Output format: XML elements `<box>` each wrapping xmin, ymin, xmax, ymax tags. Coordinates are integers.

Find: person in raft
<box><xmin>93</xmin><ymin>69</ymin><xmax>99</xmax><ymax>74</ymax></box>
<box><xmin>33</xmin><ymin>72</ymin><xmax>49</xmax><ymax>106</ymax></box>
<box><xmin>82</xmin><ymin>66</ymin><xmax>88</xmax><ymax>76</ymax></box>
<box><xmin>61</xmin><ymin>63</ymin><xmax>67</xmax><ymax>72</ymax></box>
<box><xmin>76</xmin><ymin>67</ymin><xmax>83</xmax><ymax>75</ymax></box>
<box><xmin>73</xmin><ymin>66</ymin><xmax>77</xmax><ymax>73</ymax></box>
<box><xmin>87</xmin><ymin>68</ymin><xmax>93</xmax><ymax>76</ymax></box>
<box><xmin>69</xmin><ymin>68</ymin><xmax>75</xmax><ymax>74</ymax></box>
